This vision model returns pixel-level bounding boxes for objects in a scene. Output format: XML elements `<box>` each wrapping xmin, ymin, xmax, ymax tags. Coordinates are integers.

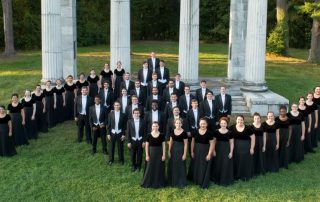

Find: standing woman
<box><xmin>275</xmin><ymin>106</ymin><xmax>292</xmax><ymax>169</ymax></box>
<box><xmin>64</xmin><ymin>75</ymin><xmax>77</xmax><ymax>121</ymax></box>
<box><xmin>141</xmin><ymin>122</ymin><xmax>166</xmax><ymax>188</ymax></box>
<box><xmin>43</xmin><ymin>80</ymin><xmax>55</xmax><ymax>128</ymax></box>
<box><xmin>76</xmin><ymin>73</ymin><xmax>89</xmax><ymax>96</ymax></box>
<box><xmin>53</xmin><ymin>79</ymin><xmax>66</xmax><ymax>124</ymax></box>
<box><xmin>298</xmin><ymin>97</ymin><xmax>313</xmax><ymax>153</ymax></box>
<box><xmin>288</xmin><ymin>103</ymin><xmax>305</xmax><ymax>163</ymax></box>
<box><xmin>0</xmin><ymin>105</ymin><xmax>16</xmax><ymax>157</ymax></box>
<box><xmin>21</xmin><ymin>90</ymin><xmax>38</xmax><ymax>140</ymax></box>
<box><xmin>99</xmin><ymin>63</ymin><xmax>113</xmax><ymax>88</ymax></box>
<box><xmin>231</xmin><ymin>115</ymin><xmax>255</xmax><ymax>181</ymax></box>
<box><xmin>250</xmin><ymin>112</ymin><xmax>266</xmax><ymax>176</ymax></box>
<box><xmin>87</xmin><ymin>69</ymin><xmax>100</xmax><ymax>98</ymax></box>
<box><xmin>113</xmin><ymin>61</ymin><xmax>125</xmax><ymax>100</ymax></box>
<box><xmin>167</xmin><ymin>118</ymin><xmax>188</xmax><ymax>188</ymax></box>
<box><xmin>263</xmin><ymin>112</ymin><xmax>280</xmax><ymax>173</ymax></box>
<box><xmin>313</xmin><ymin>86</ymin><xmax>320</xmax><ymax>142</ymax></box>
<box><xmin>7</xmin><ymin>94</ymin><xmax>28</xmax><ymax>146</ymax></box>
<box><xmin>212</xmin><ymin>117</ymin><xmax>234</xmax><ymax>186</ymax></box>
<box><xmin>189</xmin><ymin>118</ymin><xmax>214</xmax><ymax>188</ymax></box>
<box><xmin>306</xmin><ymin>92</ymin><xmax>318</xmax><ymax>148</ymax></box>
<box><xmin>32</xmin><ymin>85</ymin><xmax>48</xmax><ymax>133</ymax></box>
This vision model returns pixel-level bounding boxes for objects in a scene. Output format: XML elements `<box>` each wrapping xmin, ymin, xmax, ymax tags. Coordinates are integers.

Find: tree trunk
<box><xmin>1</xmin><ymin>0</ymin><xmax>15</xmax><ymax>57</ymax></box>
<box><xmin>276</xmin><ymin>0</ymin><xmax>289</xmax><ymax>52</ymax></box>
<box><xmin>308</xmin><ymin>18</ymin><xmax>320</xmax><ymax>63</ymax></box>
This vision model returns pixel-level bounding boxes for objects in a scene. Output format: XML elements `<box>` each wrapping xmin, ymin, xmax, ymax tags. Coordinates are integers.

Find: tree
<box><xmin>277</xmin><ymin>0</ymin><xmax>289</xmax><ymax>51</ymax></box>
<box><xmin>1</xmin><ymin>0</ymin><xmax>15</xmax><ymax>56</ymax></box>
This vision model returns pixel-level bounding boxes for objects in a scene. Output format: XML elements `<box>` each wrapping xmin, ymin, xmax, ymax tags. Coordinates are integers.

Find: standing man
<box><xmin>130</xmin><ymin>80</ymin><xmax>147</xmax><ymax>107</ymax></box>
<box><xmin>199</xmin><ymin>91</ymin><xmax>217</xmax><ymax>131</ymax></box>
<box><xmin>174</xmin><ymin>73</ymin><xmax>185</xmax><ymax>97</ymax></box>
<box><xmin>179</xmin><ymin>85</ymin><xmax>195</xmax><ymax>118</ymax></box>
<box><xmin>138</xmin><ymin>61</ymin><xmax>152</xmax><ymax>89</ymax></box>
<box><xmin>145</xmin><ymin>100</ymin><xmax>165</xmax><ymax>133</ymax></box>
<box><xmin>156</xmin><ymin>60</ymin><xmax>170</xmax><ymax>90</ymax></box>
<box><xmin>120</xmin><ymin>72</ymin><xmax>135</xmax><ymax>96</ymax></box>
<box><xmin>195</xmin><ymin>80</ymin><xmax>212</xmax><ymax>104</ymax></box>
<box><xmin>215</xmin><ymin>86</ymin><xmax>232</xmax><ymax>121</ymax></box>
<box><xmin>162</xmin><ymin>79</ymin><xmax>178</xmax><ymax>104</ymax></box>
<box><xmin>147</xmin><ymin>73</ymin><xmax>163</xmax><ymax>96</ymax></box>
<box><xmin>147</xmin><ymin>51</ymin><xmax>160</xmax><ymax>72</ymax></box>
<box><xmin>99</xmin><ymin>81</ymin><xmax>114</xmax><ymax>113</ymax></box>
<box><xmin>125</xmin><ymin>95</ymin><xmax>145</xmax><ymax>120</ymax></box>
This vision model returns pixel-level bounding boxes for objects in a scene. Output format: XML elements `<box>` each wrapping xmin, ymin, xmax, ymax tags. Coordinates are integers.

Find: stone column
<box><xmin>61</xmin><ymin>0</ymin><xmax>77</xmax><ymax>79</ymax></box>
<box><xmin>227</xmin><ymin>0</ymin><xmax>248</xmax><ymax>81</ymax></box>
<box><xmin>41</xmin><ymin>0</ymin><xmax>63</xmax><ymax>82</ymax></box>
<box><xmin>110</xmin><ymin>0</ymin><xmax>131</xmax><ymax>72</ymax></box>
<box><xmin>178</xmin><ymin>0</ymin><xmax>199</xmax><ymax>84</ymax></box>
<box><xmin>241</xmin><ymin>0</ymin><xmax>268</xmax><ymax>92</ymax></box>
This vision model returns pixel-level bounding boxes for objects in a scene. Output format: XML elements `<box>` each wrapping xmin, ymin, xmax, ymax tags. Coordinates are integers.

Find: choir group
<box><xmin>0</xmin><ymin>52</ymin><xmax>319</xmax><ymax>189</ymax></box>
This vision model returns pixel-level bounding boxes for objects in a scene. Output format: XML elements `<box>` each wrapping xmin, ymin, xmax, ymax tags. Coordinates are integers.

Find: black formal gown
<box><xmin>287</xmin><ymin>112</ymin><xmax>305</xmax><ymax>163</ymax></box>
<box><xmin>32</xmin><ymin>93</ymin><xmax>48</xmax><ymax>133</ymax></box>
<box><xmin>75</xmin><ymin>80</ymin><xmax>89</xmax><ymax>96</ymax></box>
<box><xmin>250</xmin><ymin>124</ymin><xmax>266</xmax><ymax>175</ymax></box>
<box><xmin>113</xmin><ymin>68</ymin><xmax>125</xmax><ymax>100</ymax></box>
<box><xmin>262</xmin><ymin>121</ymin><xmax>279</xmax><ymax>173</ymax></box>
<box><xmin>230</xmin><ymin>125</ymin><xmax>254</xmax><ymax>181</ymax></box>
<box><xmin>54</xmin><ymin>87</ymin><xmax>66</xmax><ymax>124</ymax></box>
<box><xmin>313</xmin><ymin>97</ymin><xmax>320</xmax><ymax>142</ymax></box>
<box><xmin>64</xmin><ymin>83</ymin><xmax>77</xmax><ymax>121</ymax></box>
<box><xmin>21</xmin><ymin>98</ymin><xmax>38</xmax><ymax>140</ymax></box>
<box><xmin>212</xmin><ymin>130</ymin><xmax>234</xmax><ymax>186</ymax></box>
<box><xmin>188</xmin><ymin>129</ymin><xmax>213</xmax><ymax>188</ymax></box>
<box><xmin>275</xmin><ymin>117</ymin><xmax>291</xmax><ymax>169</ymax></box>
<box><xmin>8</xmin><ymin>103</ymin><xmax>28</xmax><ymax>146</ymax></box>
<box><xmin>0</xmin><ymin>114</ymin><xmax>16</xmax><ymax>157</ymax></box>
<box><xmin>43</xmin><ymin>89</ymin><xmax>55</xmax><ymax>128</ymax></box>
<box><xmin>141</xmin><ymin>133</ymin><xmax>166</xmax><ymax>188</ymax></box>
<box><xmin>299</xmin><ymin>107</ymin><xmax>313</xmax><ymax>153</ymax></box>
<box><xmin>87</xmin><ymin>75</ymin><xmax>99</xmax><ymax>98</ymax></box>
<box><xmin>167</xmin><ymin>130</ymin><xmax>187</xmax><ymax>188</ymax></box>
<box><xmin>306</xmin><ymin>102</ymin><xmax>318</xmax><ymax>148</ymax></box>
<box><xmin>100</xmin><ymin>70</ymin><xmax>113</xmax><ymax>86</ymax></box>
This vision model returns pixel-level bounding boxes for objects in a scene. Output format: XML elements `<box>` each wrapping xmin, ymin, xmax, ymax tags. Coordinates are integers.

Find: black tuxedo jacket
<box><xmin>120</xmin><ymin>80</ymin><xmax>135</xmax><ymax>93</ymax></box>
<box><xmin>186</xmin><ymin>108</ymin><xmax>202</xmax><ymax>130</ymax></box>
<box><xmin>147</xmin><ymin>57</ymin><xmax>160</xmax><ymax>72</ymax></box>
<box><xmin>174</xmin><ymin>81</ymin><xmax>185</xmax><ymax>97</ymax></box>
<box><xmin>195</xmin><ymin>88</ymin><xmax>212</xmax><ymax>103</ymax></box>
<box><xmin>74</xmin><ymin>95</ymin><xmax>94</xmax><ymax>118</ymax></box>
<box><xmin>107</xmin><ymin>110</ymin><xmax>127</xmax><ymax>135</ymax></box>
<box><xmin>137</xmin><ymin>68</ymin><xmax>152</xmax><ymax>85</ymax></box>
<box><xmin>156</xmin><ymin>67</ymin><xmax>170</xmax><ymax>86</ymax></box>
<box><xmin>179</xmin><ymin>94</ymin><xmax>195</xmax><ymax>117</ymax></box>
<box><xmin>145</xmin><ymin>95</ymin><xmax>164</xmax><ymax>111</ymax></box>
<box><xmin>116</xmin><ymin>96</ymin><xmax>131</xmax><ymax>114</ymax></box>
<box><xmin>144</xmin><ymin>110</ymin><xmax>165</xmax><ymax>133</ymax></box>
<box><xmin>130</xmin><ymin>88</ymin><xmax>147</xmax><ymax>107</ymax></box>
<box><xmin>162</xmin><ymin>87</ymin><xmax>178</xmax><ymax>104</ymax></box>
<box><xmin>127</xmin><ymin>118</ymin><xmax>146</xmax><ymax>143</ymax></box>
<box><xmin>99</xmin><ymin>89</ymin><xmax>114</xmax><ymax>111</ymax></box>
<box><xmin>164</xmin><ymin>102</ymin><xmax>179</xmax><ymax>121</ymax></box>
<box><xmin>215</xmin><ymin>94</ymin><xmax>232</xmax><ymax>116</ymax></box>
<box><xmin>147</xmin><ymin>80</ymin><xmax>163</xmax><ymax>96</ymax></box>
<box><xmin>125</xmin><ymin>104</ymin><xmax>145</xmax><ymax>120</ymax></box>
<box><xmin>199</xmin><ymin>99</ymin><xmax>217</xmax><ymax>120</ymax></box>
<box><xmin>89</xmin><ymin>105</ymin><xmax>108</xmax><ymax>127</ymax></box>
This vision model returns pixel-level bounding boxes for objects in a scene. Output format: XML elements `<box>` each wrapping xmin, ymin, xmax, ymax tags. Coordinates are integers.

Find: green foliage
<box><xmin>267</xmin><ymin>20</ymin><xmax>289</xmax><ymax>55</ymax></box>
<box><xmin>297</xmin><ymin>2</ymin><xmax>320</xmax><ymax>20</ymax></box>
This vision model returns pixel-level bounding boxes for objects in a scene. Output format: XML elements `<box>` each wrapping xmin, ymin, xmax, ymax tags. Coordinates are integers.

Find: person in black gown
<box><xmin>167</xmin><ymin>118</ymin><xmax>188</xmax><ymax>188</ymax></box>
<box><xmin>262</xmin><ymin>112</ymin><xmax>280</xmax><ymax>173</ymax></box>
<box><xmin>288</xmin><ymin>103</ymin><xmax>305</xmax><ymax>163</ymax></box>
<box><xmin>189</xmin><ymin>118</ymin><xmax>214</xmax><ymax>188</ymax></box>
<box><xmin>212</xmin><ymin>117</ymin><xmax>234</xmax><ymax>186</ymax></box>
<box><xmin>298</xmin><ymin>96</ymin><xmax>313</xmax><ymax>153</ymax></box>
<box><xmin>87</xmin><ymin>69</ymin><xmax>100</xmax><ymax>98</ymax></box>
<box><xmin>231</xmin><ymin>115</ymin><xmax>255</xmax><ymax>181</ymax></box>
<box><xmin>99</xmin><ymin>63</ymin><xmax>113</xmax><ymax>88</ymax></box>
<box><xmin>64</xmin><ymin>75</ymin><xmax>77</xmax><ymax>121</ymax></box>
<box><xmin>275</xmin><ymin>106</ymin><xmax>292</xmax><ymax>169</ymax></box>
<box><xmin>8</xmin><ymin>94</ymin><xmax>28</xmax><ymax>146</ymax></box>
<box><xmin>0</xmin><ymin>105</ymin><xmax>16</xmax><ymax>157</ymax></box>
<box><xmin>306</xmin><ymin>92</ymin><xmax>318</xmax><ymax>148</ymax></box>
<box><xmin>21</xmin><ymin>90</ymin><xmax>38</xmax><ymax>140</ymax></box>
<box><xmin>141</xmin><ymin>122</ymin><xmax>166</xmax><ymax>188</ymax></box>
<box><xmin>313</xmin><ymin>86</ymin><xmax>320</xmax><ymax>143</ymax></box>
<box><xmin>54</xmin><ymin>79</ymin><xmax>66</xmax><ymax>124</ymax></box>
<box><xmin>32</xmin><ymin>85</ymin><xmax>48</xmax><ymax>133</ymax></box>
<box><xmin>113</xmin><ymin>61</ymin><xmax>125</xmax><ymax>100</ymax></box>
<box><xmin>76</xmin><ymin>73</ymin><xmax>89</xmax><ymax>96</ymax></box>
<box><xmin>43</xmin><ymin>80</ymin><xmax>55</xmax><ymax>128</ymax></box>
<box><xmin>250</xmin><ymin>112</ymin><xmax>266</xmax><ymax>176</ymax></box>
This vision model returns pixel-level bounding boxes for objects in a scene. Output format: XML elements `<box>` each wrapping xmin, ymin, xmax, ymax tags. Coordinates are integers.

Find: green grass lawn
<box><xmin>0</xmin><ymin>41</ymin><xmax>320</xmax><ymax>201</ymax></box>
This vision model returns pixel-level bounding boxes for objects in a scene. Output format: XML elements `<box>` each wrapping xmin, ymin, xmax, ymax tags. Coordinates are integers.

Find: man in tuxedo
<box><xmin>179</xmin><ymin>85</ymin><xmax>195</xmax><ymax>118</ymax></box>
<box><xmin>164</xmin><ymin>92</ymin><xmax>179</xmax><ymax>121</ymax></box>
<box><xmin>125</xmin><ymin>95</ymin><xmax>145</xmax><ymax>120</ymax></box>
<box><xmin>162</xmin><ymin>79</ymin><xmax>178</xmax><ymax>104</ymax></box>
<box><xmin>195</xmin><ymin>80</ymin><xmax>212</xmax><ymax>104</ymax></box>
<box><xmin>130</xmin><ymin>80</ymin><xmax>147</xmax><ymax>107</ymax></box>
<box><xmin>144</xmin><ymin>100</ymin><xmax>165</xmax><ymax>133</ymax></box>
<box><xmin>137</xmin><ymin>61</ymin><xmax>152</xmax><ymax>89</ymax></box>
<box><xmin>156</xmin><ymin>60</ymin><xmax>170</xmax><ymax>90</ymax></box>
<box><xmin>120</xmin><ymin>72</ymin><xmax>135</xmax><ymax>95</ymax></box>
<box><xmin>89</xmin><ymin>96</ymin><xmax>108</xmax><ymax>154</ymax></box>
<box><xmin>186</xmin><ymin>99</ymin><xmax>202</xmax><ymax>155</ymax></box>
<box><xmin>215</xmin><ymin>86</ymin><xmax>232</xmax><ymax>121</ymax></box>
<box><xmin>127</xmin><ymin>108</ymin><xmax>146</xmax><ymax>172</ymax></box>
<box><xmin>165</xmin><ymin>106</ymin><xmax>189</xmax><ymax>141</ymax></box>
<box><xmin>147</xmin><ymin>72</ymin><xmax>163</xmax><ymax>96</ymax></box>
<box><xmin>99</xmin><ymin>81</ymin><xmax>114</xmax><ymax>113</ymax></box>
<box><xmin>107</xmin><ymin>101</ymin><xmax>126</xmax><ymax>165</ymax></box>
<box><xmin>174</xmin><ymin>73</ymin><xmax>185</xmax><ymax>97</ymax></box>
<box><xmin>199</xmin><ymin>91</ymin><xmax>217</xmax><ymax>131</ymax></box>
<box><xmin>116</xmin><ymin>88</ymin><xmax>130</xmax><ymax>115</ymax></box>
<box><xmin>147</xmin><ymin>51</ymin><xmax>160</xmax><ymax>72</ymax></box>
<box><xmin>74</xmin><ymin>86</ymin><xmax>94</xmax><ymax>144</ymax></box>
<box><xmin>145</xmin><ymin>87</ymin><xmax>164</xmax><ymax>111</ymax></box>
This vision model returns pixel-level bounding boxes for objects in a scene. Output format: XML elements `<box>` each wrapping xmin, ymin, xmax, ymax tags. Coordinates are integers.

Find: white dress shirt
<box><xmin>169</xmin><ymin>87</ymin><xmax>173</xmax><ymax>95</ymax></box>
<box><xmin>125</xmin><ymin>80</ymin><xmax>129</xmax><ymax>90</ymax></box>
<box><xmin>152</xmin><ymin>95</ymin><xmax>158</xmax><ymax>100</ymax></box>
<box><xmin>136</xmin><ymin>88</ymin><xmax>140</xmax><ymax>98</ymax></box>
<box><xmin>193</xmin><ymin>109</ymin><xmax>198</xmax><ymax>128</ymax></box>
<box><xmin>114</xmin><ymin>111</ymin><xmax>120</xmax><ymax>132</ymax></box>
<box><xmin>175</xmin><ymin>81</ymin><xmax>180</xmax><ymax>89</ymax></box>
<box><xmin>208</xmin><ymin>99</ymin><xmax>213</xmax><ymax>117</ymax></box>
<box><xmin>221</xmin><ymin>94</ymin><xmax>225</xmax><ymax>107</ymax></box>
<box><xmin>202</xmin><ymin>88</ymin><xmax>206</xmax><ymax>100</ymax></box>
<box><xmin>104</xmin><ymin>89</ymin><xmax>108</xmax><ymax>107</ymax></box>
<box><xmin>152</xmin><ymin>80</ymin><xmax>157</xmax><ymax>87</ymax></box>
<box><xmin>133</xmin><ymin>119</ymin><xmax>142</xmax><ymax>141</ymax></box>
<box><xmin>152</xmin><ymin>58</ymin><xmax>156</xmax><ymax>70</ymax></box>
<box><xmin>143</xmin><ymin>68</ymin><xmax>148</xmax><ymax>84</ymax></box>
<box><xmin>152</xmin><ymin>110</ymin><xmax>158</xmax><ymax>122</ymax></box>
<box><xmin>186</xmin><ymin>94</ymin><xmax>190</xmax><ymax>109</ymax></box>
<box><xmin>81</xmin><ymin>96</ymin><xmax>87</xmax><ymax>115</ymax></box>
<box><xmin>122</xmin><ymin>96</ymin><xmax>128</xmax><ymax>113</ymax></box>
<box><xmin>95</xmin><ymin>104</ymin><xmax>101</xmax><ymax>125</ymax></box>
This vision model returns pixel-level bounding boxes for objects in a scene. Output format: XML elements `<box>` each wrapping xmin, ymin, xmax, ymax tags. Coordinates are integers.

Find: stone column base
<box><xmin>240</xmin><ymin>81</ymin><xmax>268</xmax><ymax>92</ymax></box>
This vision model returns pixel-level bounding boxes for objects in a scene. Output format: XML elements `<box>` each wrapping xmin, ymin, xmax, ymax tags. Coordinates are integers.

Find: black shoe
<box><xmin>108</xmin><ymin>161</ymin><xmax>113</xmax><ymax>166</ymax></box>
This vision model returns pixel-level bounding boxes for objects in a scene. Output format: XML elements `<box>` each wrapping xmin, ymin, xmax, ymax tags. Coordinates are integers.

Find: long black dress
<box><xmin>262</xmin><ymin>121</ymin><xmax>279</xmax><ymax>173</ymax></box>
<box><xmin>64</xmin><ymin>83</ymin><xmax>76</xmax><ymax>121</ymax></box>
<box><xmin>230</xmin><ymin>125</ymin><xmax>254</xmax><ymax>181</ymax></box>
<box><xmin>212</xmin><ymin>130</ymin><xmax>234</xmax><ymax>186</ymax></box>
<box><xmin>53</xmin><ymin>87</ymin><xmax>66</xmax><ymax>124</ymax></box>
<box><xmin>250</xmin><ymin>124</ymin><xmax>266</xmax><ymax>175</ymax></box>
<box><xmin>306</xmin><ymin>102</ymin><xmax>318</xmax><ymax>148</ymax></box>
<box><xmin>32</xmin><ymin>93</ymin><xmax>48</xmax><ymax>133</ymax></box>
<box><xmin>43</xmin><ymin>88</ymin><xmax>55</xmax><ymax>128</ymax></box>
<box><xmin>8</xmin><ymin>103</ymin><xmax>28</xmax><ymax>146</ymax></box>
<box><xmin>167</xmin><ymin>130</ymin><xmax>187</xmax><ymax>188</ymax></box>
<box><xmin>100</xmin><ymin>70</ymin><xmax>113</xmax><ymax>86</ymax></box>
<box><xmin>287</xmin><ymin>112</ymin><xmax>305</xmax><ymax>163</ymax></box>
<box><xmin>0</xmin><ymin>114</ymin><xmax>16</xmax><ymax>157</ymax></box>
<box><xmin>275</xmin><ymin>117</ymin><xmax>291</xmax><ymax>169</ymax></box>
<box><xmin>87</xmin><ymin>75</ymin><xmax>99</xmax><ymax>98</ymax></box>
<box><xmin>114</xmin><ymin>68</ymin><xmax>125</xmax><ymax>100</ymax></box>
<box><xmin>141</xmin><ymin>133</ymin><xmax>166</xmax><ymax>188</ymax></box>
<box><xmin>299</xmin><ymin>106</ymin><xmax>313</xmax><ymax>153</ymax></box>
<box><xmin>75</xmin><ymin>80</ymin><xmax>89</xmax><ymax>96</ymax></box>
<box><xmin>188</xmin><ymin>129</ymin><xmax>213</xmax><ymax>188</ymax></box>
<box><xmin>21</xmin><ymin>98</ymin><xmax>38</xmax><ymax>140</ymax></box>
<box><xmin>313</xmin><ymin>97</ymin><xmax>320</xmax><ymax>142</ymax></box>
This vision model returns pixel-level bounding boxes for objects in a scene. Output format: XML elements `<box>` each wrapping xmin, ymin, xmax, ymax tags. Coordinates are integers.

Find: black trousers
<box><xmin>77</xmin><ymin>114</ymin><xmax>91</xmax><ymax>142</ymax></box>
<box><xmin>130</xmin><ymin>140</ymin><xmax>143</xmax><ymax>169</ymax></box>
<box><xmin>92</xmin><ymin>126</ymin><xmax>107</xmax><ymax>152</ymax></box>
<box><xmin>109</xmin><ymin>133</ymin><xmax>124</xmax><ymax>162</ymax></box>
